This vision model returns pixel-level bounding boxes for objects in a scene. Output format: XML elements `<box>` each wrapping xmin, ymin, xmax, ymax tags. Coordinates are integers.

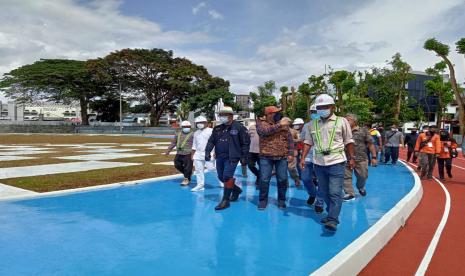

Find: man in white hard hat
<box><xmin>288</xmin><ymin>118</ymin><xmax>305</xmax><ymax>187</ymax></box>
<box><xmin>300</xmin><ymin>94</ymin><xmax>355</xmax><ymax>232</ymax></box>
<box><xmin>191</xmin><ymin>115</ymin><xmax>215</xmax><ymax>192</ymax></box>
<box><xmin>205</xmin><ymin>106</ymin><xmax>250</xmax><ymax>210</ymax></box>
<box><xmin>165</xmin><ymin>120</ymin><xmax>194</xmax><ymax>186</ymax></box>
<box><xmin>300</xmin><ymin>104</ymin><xmax>324</xmax><ymax>211</ymax></box>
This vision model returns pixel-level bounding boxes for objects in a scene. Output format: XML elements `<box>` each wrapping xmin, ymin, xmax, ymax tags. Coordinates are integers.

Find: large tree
<box><xmin>425</xmin><ymin>61</ymin><xmax>455</xmax><ymax>127</ymax></box>
<box><xmin>250</xmin><ymin>80</ymin><xmax>278</xmax><ymax>117</ymax></box>
<box><xmin>88</xmin><ymin>48</ymin><xmax>212</xmax><ymax>126</ymax></box>
<box><xmin>0</xmin><ymin>59</ymin><xmax>101</xmax><ymax>125</ymax></box>
<box><xmin>186</xmin><ymin>77</ymin><xmax>237</xmax><ymax>120</ymax></box>
<box><xmin>370</xmin><ymin>53</ymin><xmax>413</xmax><ymax>125</ymax></box>
<box><xmin>424</xmin><ymin>38</ymin><xmax>465</xmax><ymax>136</ymax></box>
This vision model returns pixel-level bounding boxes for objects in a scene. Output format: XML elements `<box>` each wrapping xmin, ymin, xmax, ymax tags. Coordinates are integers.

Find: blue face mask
<box><xmin>317</xmin><ymin>109</ymin><xmax>331</xmax><ymax>118</ymax></box>
<box><xmin>310</xmin><ymin>114</ymin><xmax>320</xmax><ymax>120</ymax></box>
<box><xmin>273</xmin><ymin>112</ymin><xmax>283</xmax><ymax>122</ymax></box>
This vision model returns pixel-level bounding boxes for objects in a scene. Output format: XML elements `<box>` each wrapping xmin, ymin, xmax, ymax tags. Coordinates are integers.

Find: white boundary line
<box><xmin>311</xmin><ymin>161</ymin><xmax>423</xmax><ymax>276</ymax></box>
<box><xmin>0</xmin><ymin>173</ymin><xmax>183</xmax><ymax>202</ymax></box>
<box><xmin>452</xmin><ymin>164</ymin><xmax>465</xmax><ymax>170</ymax></box>
<box><xmin>414</xmin><ymin>176</ymin><xmax>451</xmax><ymax>276</ymax></box>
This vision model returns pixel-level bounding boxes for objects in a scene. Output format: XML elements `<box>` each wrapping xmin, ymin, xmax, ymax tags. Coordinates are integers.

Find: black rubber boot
<box><xmin>215</xmin><ymin>188</ymin><xmax>233</xmax><ymax>210</ymax></box>
<box><xmin>230</xmin><ymin>185</ymin><xmax>242</xmax><ymax>202</ymax></box>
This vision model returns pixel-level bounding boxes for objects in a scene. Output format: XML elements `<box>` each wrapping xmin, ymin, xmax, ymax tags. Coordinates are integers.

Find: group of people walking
<box><xmin>165</xmin><ymin>94</ymin><xmax>461</xmax><ymax>231</ymax></box>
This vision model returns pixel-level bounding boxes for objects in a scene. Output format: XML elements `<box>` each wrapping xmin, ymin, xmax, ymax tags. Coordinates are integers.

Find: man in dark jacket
<box><xmin>205</xmin><ymin>106</ymin><xmax>250</xmax><ymax>211</ymax></box>
<box><xmin>404</xmin><ymin>128</ymin><xmax>419</xmax><ymax>163</ymax></box>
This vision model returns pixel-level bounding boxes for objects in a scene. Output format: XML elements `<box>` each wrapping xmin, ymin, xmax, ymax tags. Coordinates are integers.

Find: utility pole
<box><xmin>119</xmin><ymin>82</ymin><xmax>123</xmax><ymax>134</ymax></box>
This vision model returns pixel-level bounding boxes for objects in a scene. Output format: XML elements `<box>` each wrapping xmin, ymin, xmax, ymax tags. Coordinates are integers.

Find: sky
<box><xmin>1</xmin><ymin>0</ymin><xmax>465</xmax><ymax>102</ymax></box>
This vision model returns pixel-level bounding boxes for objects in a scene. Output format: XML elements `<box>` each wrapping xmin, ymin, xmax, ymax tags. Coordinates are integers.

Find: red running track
<box><xmin>361</xmin><ymin>149</ymin><xmax>465</xmax><ymax>275</ymax></box>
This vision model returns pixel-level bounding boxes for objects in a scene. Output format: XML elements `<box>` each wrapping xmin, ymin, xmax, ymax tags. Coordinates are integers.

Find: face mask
<box><xmin>423</xmin><ymin>129</ymin><xmax>429</xmax><ymax>133</ymax></box>
<box><xmin>391</xmin><ymin>128</ymin><xmax>397</xmax><ymax>132</ymax></box>
<box><xmin>219</xmin><ymin>116</ymin><xmax>229</xmax><ymax>124</ymax></box>
<box><xmin>182</xmin><ymin>128</ymin><xmax>191</xmax><ymax>133</ymax></box>
<box><xmin>273</xmin><ymin>112</ymin><xmax>283</xmax><ymax>122</ymax></box>
<box><xmin>310</xmin><ymin>114</ymin><xmax>320</xmax><ymax>120</ymax></box>
<box><xmin>293</xmin><ymin>125</ymin><xmax>301</xmax><ymax>130</ymax></box>
<box><xmin>196</xmin><ymin>123</ymin><xmax>205</xmax><ymax>129</ymax></box>
<box><xmin>316</xmin><ymin>109</ymin><xmax>331</xmax><ymax>118</ymax></box>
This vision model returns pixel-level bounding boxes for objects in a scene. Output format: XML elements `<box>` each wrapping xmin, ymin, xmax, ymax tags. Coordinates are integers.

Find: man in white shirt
<box><xmin>191</xmin><ymin>116</ymin><xmax>215</xmax><ymax>192</ymax></box>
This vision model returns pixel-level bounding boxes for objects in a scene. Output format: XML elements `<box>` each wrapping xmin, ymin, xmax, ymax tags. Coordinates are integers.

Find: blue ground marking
<box><xmin>0</xmin><ymin>163</ymin><xmax>413</xmax><ymax>275</ymax></box>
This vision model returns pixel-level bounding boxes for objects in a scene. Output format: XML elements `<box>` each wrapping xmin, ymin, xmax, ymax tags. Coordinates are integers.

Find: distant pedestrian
<box><xmin>437</xmin><ymin>129</ymin><xmax>458</xmax><ymax>180</ymax></box>
<box><xmin>300</xmin><ymin>94</ymin><xmax>355</xmax><ymax>232</ymax></box>
<box><xmin>165</xmin><ymin>120</ymin><xmax>194</xmax><ymax>186</ymax></box>
<box><xmin>300</xmin><ymin>105</ymin><xmax>324</xmax><ymax>212</ymax></box>
<box><xmin>415</xmin><ymin>125</ymin><xmax>441</xmax><ymax>179</ymax></box>
<box><xmin>384</xmin><ymin>124</ymin><xmax>404</xmax><ymax>165</ymax></box>
<box><xmin>191</xmin><ymin>116</ymin><xmax>215</xmax><ymax>192</ymax></box>
<box><xmin>288</xmin><ymin>118</ymin><xmax>304</xmax><ymax>188</ymax></box>
<box><xmin>343</xmin><ymin>114</ymin><xmax>377</xmax><ymax>201</ymax></box>
<box><xmin>368</xmin><ymin>125</ymin><xmax>382</xmax><ymax>165</ymax></box>
<box><xmin>205</xmin><ymin>107</ymin><xmax>250</xmax><ymax>210</ymax></box>
<box><xmin>247</xmin><ymin>122</ymin><xmax>261</xmax><ymax>186</ymax></box>
<box><xmin>404</xmin><ymin>128</ymin><xmax>419</xmax><ymax>163</ymax></box>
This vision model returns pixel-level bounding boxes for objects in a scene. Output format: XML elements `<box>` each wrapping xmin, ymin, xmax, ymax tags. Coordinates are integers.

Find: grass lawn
<box><xmin>0</xmin><ymin>134</ymin><xmax>179</xmax><ymax>192</ymax></box>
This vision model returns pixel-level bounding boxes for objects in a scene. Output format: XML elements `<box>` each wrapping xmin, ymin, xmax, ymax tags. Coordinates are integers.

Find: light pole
<box><xmin>119</xmin><ymin>82</ymin><xmax>123</xmax><ymax>133</ymax></box>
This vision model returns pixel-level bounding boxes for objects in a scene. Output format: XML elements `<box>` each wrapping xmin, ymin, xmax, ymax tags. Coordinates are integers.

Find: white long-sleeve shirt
<box><xmin>192</xmin><ymin>128</ymin><xmax>213</xmax><ymax>160</ymax></box>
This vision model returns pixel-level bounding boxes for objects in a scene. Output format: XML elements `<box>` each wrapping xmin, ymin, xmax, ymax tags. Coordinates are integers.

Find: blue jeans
<box><xmin>259</xmin><ymin>158</ymin><xmax>288</xmax><ymax>202</ymax></box>
<box><xmin>301</xmin><ymin>162</ymin><xmax>323</xmax><ymax>207</ymax></box>
<box><xmin>216</xmin><ymin>157</ymin><xmax>239</xmax><ymax>183</ymax></box>
<box><xmin>384</xmin><ymin>146</ymin><xmax>399</xmax><ymax>164</ymax></box>
<box><xmin>314</xmin><ymin>162</ymin><xmax>345</xmax><ymax>224</ymax></box>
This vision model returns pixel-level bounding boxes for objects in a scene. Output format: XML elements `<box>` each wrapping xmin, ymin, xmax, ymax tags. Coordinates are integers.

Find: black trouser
<box><xmin>437</xmin><ymin>158</ymin><xmax>452</xmax><ymax>178</ymax></box>
<box><xmin>406</xmin><ymin>145</ymin><xmax>417</xmax><ymax>162</ymax></box>
<box><xmin>174</xmin><ymin>154</ymin><xmax>193</xmax><ymax>180</ymax></box>
<box><xmin>247</xmin><ymin>152</ymin><xmax>260</xmax><ymax>178</ymax></box>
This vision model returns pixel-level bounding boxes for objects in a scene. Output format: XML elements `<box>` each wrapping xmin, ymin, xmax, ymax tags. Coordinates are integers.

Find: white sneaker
<box><xmin>191</xmin><ymin>185</ymin><xmax>205</xmax><ymax>192</ymax></box>
<box><xmin>219</xmin><ymin>182</ymin><xmax>224</xmax><ymax>188</ymax></box>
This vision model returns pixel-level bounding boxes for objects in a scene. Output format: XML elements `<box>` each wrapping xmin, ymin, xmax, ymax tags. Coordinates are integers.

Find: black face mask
<box><xmin>273</xmin><ymin>112</ymin><xmax>283</xmax><ymax>122</ymax></box>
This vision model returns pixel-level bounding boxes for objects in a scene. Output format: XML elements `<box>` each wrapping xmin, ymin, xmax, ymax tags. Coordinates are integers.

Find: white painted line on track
<box><xmin>403</xmin><ymin>160</ymin><xmax>451</xmax><ymax>276</ymax></box>
<box><xmin>452</xmin><ymin>164</ymin><xmax>465</xmax><ymax>170</ymax></box>
<box><xmin>415</xmin><ymin>177</ymin><xmax>451</xmax><ymax>276</ymax></box>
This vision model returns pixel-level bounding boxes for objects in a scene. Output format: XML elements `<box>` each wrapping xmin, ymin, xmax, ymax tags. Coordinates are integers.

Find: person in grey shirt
<box><xmin>383</xmin><ymin>124</ymin><xmax>404</xmax><ymax>165</ymax></box>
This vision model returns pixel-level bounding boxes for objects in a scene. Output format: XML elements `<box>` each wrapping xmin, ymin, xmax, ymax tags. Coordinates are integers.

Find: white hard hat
<box><xmin>181</xmin><ymin>120</ymin><xmax>191</xmax><ymax>127</ymax></box>
<box><xmin>218</xmin><ymin>106</ymin><xmax>234</xmax><ymax>115</ymax></box>
<box><xmin>293</xmin><ymin>118</ymin><xmax>304</xmax><ymax>125</ymax></box>
<box><xmin>315</xmin><ymin>94</ymin><xmax>335</xmax><ymax>106</ymax></box>
<box><xmin>194</xmin><ymin>116</ymin><xmax>207</xmax><ymax>123</ymax></box>
<box><xmin>310</xmin><ymin>104</ymin><xmax>317</xmax><ymax>111</ymax></box>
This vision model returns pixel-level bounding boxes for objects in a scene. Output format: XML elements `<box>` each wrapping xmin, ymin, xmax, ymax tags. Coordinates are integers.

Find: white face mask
<box><xmin>317</xmin><ymin>109</ymin><xmax>331</xmax><ymax>118</ymax></box>
<box><xmin>196</xmin><ymin>123</ymin><xmax>205</xmax><ymax>129</ymax></box>
<box><xmin>293</xmin><ymin>125</ymin><xmax>301</xmax><ymax>130</ymax></box>
<box><xmin>219</xmin><ymin>116</ymin><xmax>229</xmax><ymax>124</ymax></box>
<box><xmin>182</xmin><ymin>128</ymin><xmax>191</xmax><ymax>133</ymax></box>
<box><xmin>391</xmin><ymin>128</ymin><xmax>397</xmax><ymax>132</ymax></box>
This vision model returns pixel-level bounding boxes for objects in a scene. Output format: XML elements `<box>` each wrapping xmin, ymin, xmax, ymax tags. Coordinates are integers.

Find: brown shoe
<box><xmin>180</xmin><ymin>178</ymin><xmax>190</xmax><ymax>186</ymax></box>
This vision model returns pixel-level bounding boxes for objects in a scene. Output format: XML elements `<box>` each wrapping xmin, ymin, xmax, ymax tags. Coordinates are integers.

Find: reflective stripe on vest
<box><xmin>313</xmin><ymin>117</ymin><xmax>344</xmax><ymax>155</ymax></box>
<box><xmin>176</xmin><ymin>132</ymin><xmax>193</xmax><ymax>151</ymax></box>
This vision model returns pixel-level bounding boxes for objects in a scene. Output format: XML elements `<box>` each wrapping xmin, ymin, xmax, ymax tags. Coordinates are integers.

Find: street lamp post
<box><xmin>119</xmin><ymin>82</ymin><xmax>123</xmax><ymax>134</ymax></box>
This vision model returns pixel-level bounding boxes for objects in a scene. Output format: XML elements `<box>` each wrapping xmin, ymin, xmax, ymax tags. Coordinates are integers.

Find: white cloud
<box><xmin>192</xmin><ymin>0</ymin><xmax>465</xmax><ymax>94</ymax></box>
<box><xmin>0</xmin><ymin>0</ymin><xmax>215</xmax><ymax>75</ymax></box>
<box><xmin>192</xmin><ymin>2</ymin><xmax>207</xmax><ymax>15</ymax></box>
<box><xmin>208</xmin><ymin>9</ymin><xmax>224</xmax><ymax>20</ymax></box>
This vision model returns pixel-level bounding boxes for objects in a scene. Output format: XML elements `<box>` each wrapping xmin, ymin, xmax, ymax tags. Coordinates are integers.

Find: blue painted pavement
<box><xmin>0</xmin><ymin>163</ymin><xmax>414</xmax><ymax>275</ymax></box>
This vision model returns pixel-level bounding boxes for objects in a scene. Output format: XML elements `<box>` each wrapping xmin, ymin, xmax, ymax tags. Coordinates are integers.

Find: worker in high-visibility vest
<box><xmin>165</xmin><ymin>120</ymin><xmax>195</xmax><ymax>186</ymax></box>
<box><xmin>300</xmin><ymin>94</ymin><xmax>355</xmax><ymax>232</ymax></box>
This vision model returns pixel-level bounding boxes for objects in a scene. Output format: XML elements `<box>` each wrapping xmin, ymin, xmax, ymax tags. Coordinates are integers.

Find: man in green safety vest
<box><xmin>165</xmin><ymin>120</ymin><xmax>195</xmax><ymax>186</ymax></box>
<box><xmin>300</xmin><ymin>94</ymin><xmax>355</xmax><ymax>231</ymax></box>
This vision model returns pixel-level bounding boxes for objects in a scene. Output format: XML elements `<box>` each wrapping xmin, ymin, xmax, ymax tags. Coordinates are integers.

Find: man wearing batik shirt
<box><xmin>256</xmin><ymin>106</ymin><xmax>294</xmax><ymax>211</ymax></box>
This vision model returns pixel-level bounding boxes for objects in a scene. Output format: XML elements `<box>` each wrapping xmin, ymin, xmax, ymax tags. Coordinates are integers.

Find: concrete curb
<box><xmin>311</xmin><ymin>160</ymin><xmax>423</xmax><ymax>276</ymax></box>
